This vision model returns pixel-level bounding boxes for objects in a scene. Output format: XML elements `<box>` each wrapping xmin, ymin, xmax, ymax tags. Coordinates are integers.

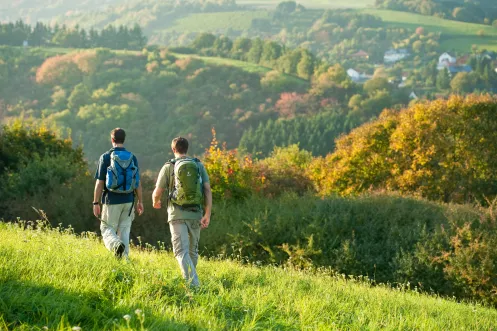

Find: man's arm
<box><xmin>152</xmin><ymin>187</ymin><xmax>165</xmax><ymax>209</ymax></box>
<box><xmin>153</xmin><ymin>164</ymin><xmax>169</xmax><ymax>209</ymax></box>
<box><xmin>200</xmin><ymin>182</ymin><xmax>212</xmax><ymax>229</ymax></box>
<box><xmin>135</xmin><ymin>182</ymin><xmax>144</xmax><ymax>215</ymax></box>
<box><xmin>93</xmin><ymin>180</ymin><xmax>105</xmax><ymax>218</ymax></box>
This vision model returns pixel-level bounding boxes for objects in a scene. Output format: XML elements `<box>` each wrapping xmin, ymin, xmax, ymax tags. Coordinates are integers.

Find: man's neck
<box><xmin>112</xmin><ymin>143</ymin><xmax>124</xmax><ymax>148</ymax></box>
<box><xmin>174</xmin><ymin>153</ymin><xmax>187</xmax><ymax>159</ymax></box>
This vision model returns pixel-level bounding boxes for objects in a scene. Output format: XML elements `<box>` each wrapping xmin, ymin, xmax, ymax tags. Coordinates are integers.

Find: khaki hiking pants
<box><xmin>170</xmin><ymin>219</ymin><xmax>201</xmax><ymax>287</ymax></box>
<box><xmin>100</xmin><ymin>202</ymin><xmax>134</xmax><ymax>257</ymax></box>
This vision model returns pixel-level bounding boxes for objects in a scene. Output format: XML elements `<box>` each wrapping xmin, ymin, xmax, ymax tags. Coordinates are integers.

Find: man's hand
<box><xmin>93</xmin><ymin>204</ymin><xmax>101</xmax><ymax>218</ymax></box>
<box><xmin>153</xmin><ymin>200</ymin><xmax>162</xmax><ymax>209</ymax></box>
<box><xmin>200</xmin><ymin>215</ymin><xmax>210</xmax><ymax>229</ymax></box>
<box><xmin>136</xmin><ymin>202</ymin><xmax>144</xmax><ymax>215</ymax></box>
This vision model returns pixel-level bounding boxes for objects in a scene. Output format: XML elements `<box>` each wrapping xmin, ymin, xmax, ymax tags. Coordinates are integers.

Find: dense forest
<box><xmin>0</xmin><ymin>21</ymin><xmax>146</xmax><ymax>50</ymax></box>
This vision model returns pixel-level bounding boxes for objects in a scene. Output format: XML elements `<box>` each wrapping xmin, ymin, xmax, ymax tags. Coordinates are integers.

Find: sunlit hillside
<box><xmin>1</xmin><ymin>221</ymin><xmax>496</xmax><ymax>330</ymax></box>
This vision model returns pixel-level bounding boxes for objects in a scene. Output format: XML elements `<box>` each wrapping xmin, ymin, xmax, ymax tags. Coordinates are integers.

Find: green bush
<box><xmin>200</xmin><ymin>193</ymin><xmax>497</xmax><ymax>306</ymax></box>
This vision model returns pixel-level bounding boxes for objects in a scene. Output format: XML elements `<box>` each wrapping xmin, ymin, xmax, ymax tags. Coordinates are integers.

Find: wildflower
<box><xmin>72</xmin><ymin>327</ymin><xmax>82</xmax><ymax>331</ymax></box>
<box><xmin>42</xmin><ymin>327</ymin><xmax>48</xmax><ymax>330</ymax></box>
<box><xmin>123</xmin><ymin>314</ymin><xmax>131</xmax><ymax>321</ymax></box>
<box><xmin>135</xmin><ymin>309</ymin><xmax>142</xmax><ymax>315</ymax></box>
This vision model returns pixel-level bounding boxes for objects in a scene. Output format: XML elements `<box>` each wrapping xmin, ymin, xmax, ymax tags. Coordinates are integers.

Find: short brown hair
<box><xmin>111</xmin><ymin>128</ymin><xmax>126</xmax><ymax>144</ymax></box>
<box><xmin>172</xmin><ymin>137</ymin><xmax>189</xmax><ymax>154</ymax></box>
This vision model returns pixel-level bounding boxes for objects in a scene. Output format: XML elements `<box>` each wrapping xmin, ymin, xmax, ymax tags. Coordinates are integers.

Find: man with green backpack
<box><xmin>152</xmin><ymin>137</ymin><xmax>212</xmax><ymax>287</ymax></box>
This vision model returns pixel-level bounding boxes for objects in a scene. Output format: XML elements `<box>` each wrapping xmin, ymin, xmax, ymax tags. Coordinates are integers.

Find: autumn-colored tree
<box><xmin>274</xmin><ymin>92</ymin><xmax>309</xmax><ymax>118</ymax></box>
<box><xmin>308</xmin><ymin>109</ymin><xmax>398</xmax><ymax>196</ymax></box>
<box><xmin>311</xmin><ymin>95</ymin><xmax>497</xmax><ymax>203</ymax></box>
<box><xmin>36</xmin><ymin>55</ymin><xmax>83</xmax><ymax>86</ymax></box>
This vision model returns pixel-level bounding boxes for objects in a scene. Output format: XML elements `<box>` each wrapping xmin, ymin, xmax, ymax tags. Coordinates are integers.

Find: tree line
<box><xmin>0</xmin><ymin>20</ymin><xmax>147</xmax><ymax>50</ymax></box>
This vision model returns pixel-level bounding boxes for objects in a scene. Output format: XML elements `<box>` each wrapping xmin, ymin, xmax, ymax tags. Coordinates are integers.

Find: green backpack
<box><xmin>168</xmin><ymin>158</ymin><xmax>203</xmax><ymax>207</ymax></box>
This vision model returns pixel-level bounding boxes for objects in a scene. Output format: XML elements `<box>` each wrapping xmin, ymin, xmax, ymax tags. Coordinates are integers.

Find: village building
<box><xmin>384</xmin><ymin>49</ymin><xmax>410</xmax><ymax>64</ymax></box>
<box><xmin>437</xmin><ymin>52</ymin><xmax>457</xmax><ymax>70</ymax></box>
<box><xmin>351</xmin><ymin>50</ymin><xmax>369</xmax><ymax>61</ymax></box>
<box><xmin>347</xmin><ymin>68</ymin><xmax>371</xmax><ymax>83</ymax></box>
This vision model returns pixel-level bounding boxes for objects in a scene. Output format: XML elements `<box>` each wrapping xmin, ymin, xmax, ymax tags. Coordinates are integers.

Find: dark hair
<box><xmin>111</xmin><ymin>128</ymin><xmax>126</xmax><ymax>144</ymax></box>
<box><xmin>172</xmin><ymin>137</ymin><xmax>189</xmax><ymax>154</ymax></box>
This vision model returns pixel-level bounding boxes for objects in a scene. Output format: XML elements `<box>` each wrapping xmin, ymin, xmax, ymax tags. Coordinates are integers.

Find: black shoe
<box><xmin>115</xmin><ymin>243</ymin><xmax>125</xmax><ymax>258</ymax></box>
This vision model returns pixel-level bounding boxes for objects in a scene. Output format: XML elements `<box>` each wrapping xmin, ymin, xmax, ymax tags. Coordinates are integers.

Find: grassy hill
<box><xmin>362</xmin><ymin>9</ymin><xmax>497</xmax><ymax>51</ymax></box>
<box><xmin>27</xmin><ymin>46</ymin><xmax>309</xmax><ymax>87</ymax></box>
<box><xmin>1</xmin><ymin>221</ymin><xmax>497</xmax><ymax>330</ymax></box>
<box><xmin>159</xmin><ymin>11</ymin><xmax>271</xmax><ymax>33</ymax></box>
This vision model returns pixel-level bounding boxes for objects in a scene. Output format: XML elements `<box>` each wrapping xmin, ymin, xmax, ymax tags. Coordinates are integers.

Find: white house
<box><xmin>347</xmin><ymin>68</ymin><xmax>371</xmax><ymax>83</ymax></box>
<box><xmin>437</xmin><ymin>52</ymin><xmax>456</xmax><ymax>70</ymax></box>
<box><xmin>384</xmin><ymin>49</ymin><xmax>410</xmax><ymax>64</ymax></box>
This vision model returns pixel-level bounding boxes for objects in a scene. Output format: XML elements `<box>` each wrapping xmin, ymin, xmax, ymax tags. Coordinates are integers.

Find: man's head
<box><xmin>111</xmin><ymin>128</ymin><xmax>126</xmax><ymax>145</ymax></box>
<box><xmin>171</xmin><ymin>137</ymin><xmax>189</xmax><ymax>156</ymax></box>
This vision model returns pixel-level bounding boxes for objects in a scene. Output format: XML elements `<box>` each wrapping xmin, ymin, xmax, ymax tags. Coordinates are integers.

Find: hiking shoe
<box><xmin>115</xmin><ymin>243</ymin><xmax>125</xmax><ymax>258</ymax></box>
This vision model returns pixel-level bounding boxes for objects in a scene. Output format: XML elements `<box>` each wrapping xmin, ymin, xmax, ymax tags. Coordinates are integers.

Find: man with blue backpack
<box><xmin>93</xmin><ymin>128</ymin><xmax>144</xmax><ymax>258</ymax></box>
<box><xmin>152</xmin><ymin>137</ymin><xmax>212</xmax><ymax>287</ymax></box>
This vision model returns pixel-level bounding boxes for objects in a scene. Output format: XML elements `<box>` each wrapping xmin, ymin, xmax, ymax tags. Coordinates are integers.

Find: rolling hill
<box><xmin>362</xmin><ymin>9</ymin><xmax>497</xmax><ymax>51</ymax></box>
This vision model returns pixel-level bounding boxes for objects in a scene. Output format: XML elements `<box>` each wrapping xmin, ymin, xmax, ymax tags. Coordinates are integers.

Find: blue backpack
<box><xmin>105</xmin><ymin>150</ymin><xmax>139</xmax><ymax>194</ymax></box>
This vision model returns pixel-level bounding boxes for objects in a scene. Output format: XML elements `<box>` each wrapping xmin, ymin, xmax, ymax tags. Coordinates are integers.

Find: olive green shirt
<box><xmin>156</xmin><ymin>158</ymin><xmax>210</xmax><ymax>222</ymax></box>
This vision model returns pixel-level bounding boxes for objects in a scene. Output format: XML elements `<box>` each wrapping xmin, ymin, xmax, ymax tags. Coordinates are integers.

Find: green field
<box><xmin>178</xmin><ymin>54</ymin><xmax>309</xmax><ymax>86</ymax></box>
<box><xmin>1</xmin><ymin>221</ymin><xmax>497</xmax><ymax>330</ymax></box>
<box><xmin>238</xmin><ymin>0</ymin><xmax>375</xmax><ymax>9</ymax></box>
<box><xmin>362</xmin><ymin>9</ymin><xmax>497</xmax><ymax>52</ymax></box>
<box><xmin>161</xmin><ymin>11</ymin><xmax>271</xmax><ymax>33</ymax></box>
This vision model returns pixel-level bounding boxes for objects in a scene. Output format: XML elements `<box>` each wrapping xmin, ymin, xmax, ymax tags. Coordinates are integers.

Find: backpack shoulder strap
<box><xmin>163</xmin><ymin>160</ymin><xmax>176</xmax><ymax>200</ymax></box>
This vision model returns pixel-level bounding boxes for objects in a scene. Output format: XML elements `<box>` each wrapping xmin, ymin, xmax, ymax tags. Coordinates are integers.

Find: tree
<box><xmin>129</xmin><ymin>24</ymin><xmax>147</xmax><ymax>50</ymax></box>
<box><xmin>260</xmin><ymin>41</ymin><xmax>282</xmax><ymax>65</ymax></box>
<box><xmin>192</xmin><ymin>33</ymin><xmax>216</xmax><ymax>49</ymax></box>
<box><xmin>450</xmin><ymin>72</ymin><xmax>477</xmax><ymax>93</ymax></box>
<box><xmin>415</xmin><ymin>27</ymin><xmax>425</xmax><ymax>35</ymax></box>
<box><xmin>412</xmin><ymin>40</ymin><xmax>423</xmax><ymax>54</ymax></box>
<box><xmin>363</xmin><ymin>77</ymin><xmax>391</xmax><ymax>95</ymax></box>
<box><xmin>68</xmin><ymin>83</ymin><xmax>91</xmax><ymax>112</ymax></box>
<box><xmin>437</xmin><ymin>68</ymin><xmax>450</xmax><ymax>90</ymax></box>
<box><xmin>275</xmin><ymin>1</ymin><xmax>297</xmax><ymax>14</ymax></box>
<box><xmin>296</xmin><ymin>49</ymin><xmax>314</xmax><ymax>79</ymax></box>
<box><xmin>247</xmin><ymin>38</ymin><xmax>263</xmax><ymax>64</ymax></box>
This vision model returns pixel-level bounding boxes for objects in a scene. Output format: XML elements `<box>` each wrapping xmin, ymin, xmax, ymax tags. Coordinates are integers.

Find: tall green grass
<box><xmin>1</xmin><ymin>221</ymin><xmax>497</xmax><ymax>330</ymax></box>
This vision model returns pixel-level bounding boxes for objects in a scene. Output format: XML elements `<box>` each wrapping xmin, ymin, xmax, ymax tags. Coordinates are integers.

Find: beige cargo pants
<box><xmin>169</xmin><ymin>219</ymin><xmax>201</xmax><ymax>287</ymax></box>
<box><xmin>100</xmin><ymin>202</ymin><xmax>134</xmax><ymax>257</ymax></box>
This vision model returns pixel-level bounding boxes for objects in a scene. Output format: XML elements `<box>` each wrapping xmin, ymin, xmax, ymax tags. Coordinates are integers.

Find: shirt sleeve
<box><xmin>94</xmin><ymin>154</ymin><xmax>107</xmax><ymax>180</ymax></box>
<box><xmin>156</xmin><ymin>164</ymin><xmax>170</xmax><ymax>189</ymax></box>
<box><xmin>199</xmin><ymin>162</ymin><xmax>210</xmax><ymax>184</ymax></box>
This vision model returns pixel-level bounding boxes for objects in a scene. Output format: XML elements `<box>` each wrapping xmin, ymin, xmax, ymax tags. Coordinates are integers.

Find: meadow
<box><xmin>159</xmin><ymin>11</ymin><xmax>271</xmax><ymax>33</ymax></box>
<box><xmin>1</xmin><ymin>221</ymin><xmax>497</xmax><ymax>330</ymax></box>
<box><xmin>362</xmin><ymin>9</ymin><xmax>497</xmax><ymax>51</ymax></box>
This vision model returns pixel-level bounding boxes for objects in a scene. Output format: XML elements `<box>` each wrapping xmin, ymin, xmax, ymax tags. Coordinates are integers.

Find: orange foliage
<box><xmin>36</xmin><ymin>53</ymin><xmax>85</xmax><ymax>86</ymax></box>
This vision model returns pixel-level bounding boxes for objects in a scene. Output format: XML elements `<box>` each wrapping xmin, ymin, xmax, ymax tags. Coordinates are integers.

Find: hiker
<box><xmin>93</xmin><ymin>128</ymin><xmax>144</xmax><ymax>258</ymax></box>
<box><xmin>152</xmin><ymin>137</ymin><xmax>212</xmax><ymax>287</ymax></box>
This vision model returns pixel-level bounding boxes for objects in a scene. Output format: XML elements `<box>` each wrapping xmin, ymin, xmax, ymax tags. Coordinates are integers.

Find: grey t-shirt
<box><xmin>156</xmin><ymin>157</ymin><xmax>210</xmax><ymax>222</ymax></box>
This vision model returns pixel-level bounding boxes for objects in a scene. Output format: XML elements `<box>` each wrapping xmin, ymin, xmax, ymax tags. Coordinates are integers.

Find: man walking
<box><xmin>152</xmin><ymin>137</ymin><xmax>212</xmax><ymax>287</ymax></box>
<box><xmin>93</xmin><ymin>128</ymin><xmax>144</xmax><ymax>258</ymax></box>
